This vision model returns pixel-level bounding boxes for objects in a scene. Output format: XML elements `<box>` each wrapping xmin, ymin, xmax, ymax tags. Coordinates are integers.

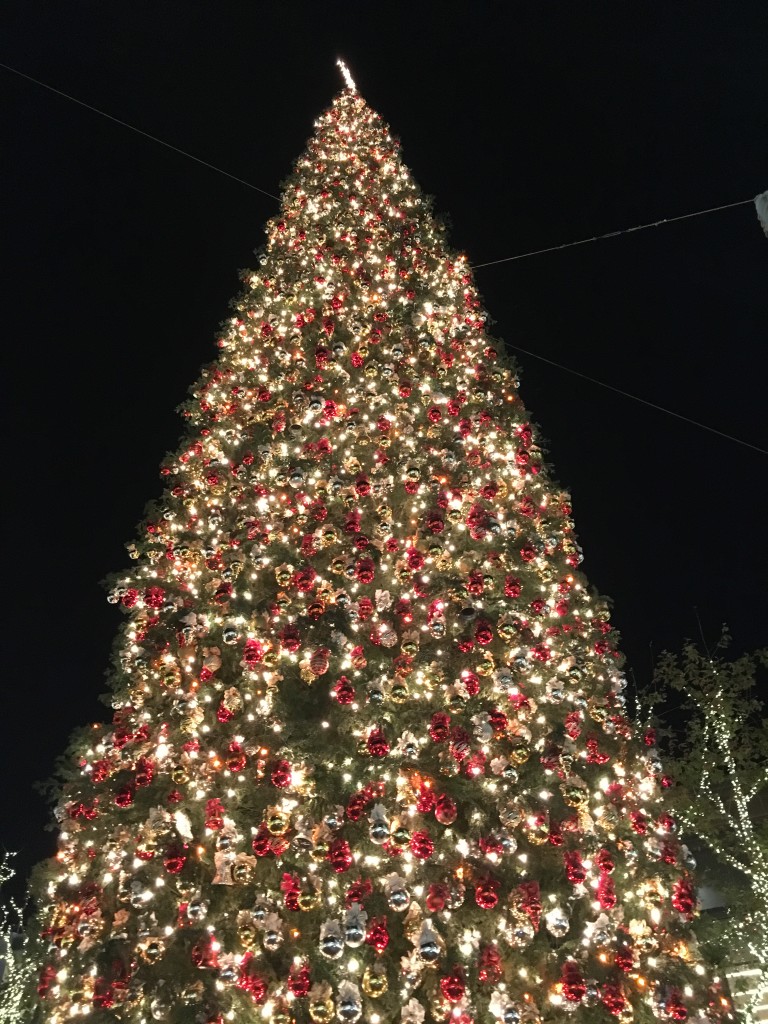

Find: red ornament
<box><xmin>114</xmin><ymin>785</ymin><xmax>135</xmax><ymax>808</ymax></box>
<box><xmin>237</xmin><ymin>953</ymin><xmax>267</xmax><ymax>1002</ymax></box>
<box><xmin>134</xmin><ymin>756</ymin><xmax>155</xmax><ymax>787</ymax></box>
<box><xmin>561</xmin><ymin>961</ymin><xmax>586</xmax><ymax>1002</ymax></box>
<box><xmin>478</xmin><ymin>945</ymin><xmax>502</xmax><ymax>984</ymax></box>
<box><xmin>355</xmin><ymin>558</ymin><xmax>375</xmax><ymax>583</ymax></box>
<box><xmin>333</xmin><ymin>676</ymin><xmax>355</xmax><ymax>704</ymax></box>
<box><xmin>516</xmin><ymin>880</ymin><xmax>541</xmax><ymax>929</ymax></box>
<box><xmin>474</xmin><ymin>620</ymin><xmax>493</xmax><ymax>645</ymax></box>
<box><xmin>346</xmin><ymin>878</ymin><xmax>373</xmax><ymax>905</ymax></box>
<box><xmin>426</xmin><ymin>882</ymin><xmax>449</xmax><ymax>912</ymax></box>
<box><xmin>288</xmin><ymin>961</ymin><xmax>311</xmax><ymax>998</ymax></box>
<box><xmin>328</xmin><ymin>838</ymin><xmax>353</xmax><ymax>873</ymax></box>
<box><xmin>666</xmin><ymin>990</ymin><xmax>689</xmax><ymax>1020</ymax></box>
<box><xmin>596</xmin><ymin>849</ymin><xmax>615</xmax><ymax>874</ymax></box>
<box><xmin>365</xmin><ymin>916</ymin><xmax>389</xmax><ymax>952</ymax></box>
<box><xmin>475</xmin><ymin>877</ymin><xmax>500</xmax><ymax>909</ymax></box>
<box><xmin>461</xmin><ymin>671</ymin><xmax>480</xmax><ymax>696</ymax></box>
<box><xmin>309</xmin><ymin>647</ymin><xmax>331</xmax><ymax>676</ymax></box>
<box><xmin>271</xmin><ymin>760</ymin><xmax>292</xmax><ymax>788</ymax></box>
<box><xmin>416</xmin><ymin>786</ymin><xmax>436</xmax><ymax>813</ymax></box>
<box><xmin>564</xmin><ymin>850</ymin><xmax>586</xmax><ymax>884</ymax></box>
<box><xmin>367</xmin><ymin>727</ymin><xmax>390</xmax><ymax>758</ymax></box>
<box><xmin>430</xmin><ymin>712</ymin><xmax>451</xmax><ymax>742</ymax></box>
<box><xmin>597</xmin><ymin>874</ymin><xmax>617</xmax><ymax>910</ymax></box>
<box><xmin>410</xmin><ymin>830</ymin><xmax>435</xmax><ymax>860</ymax></box>
<box><xmin>504</xmin><ymin>575</ymin><xmax>522</xmax><ymax>598</ymax></box>
<box><xmin>435</xmin><ymin>794</ymin><xmax>457</xmax><ymax>825</ymax></box>
<box><xmin>601</xmin><ymin>982</ymin><xmax>626</xmax><ymax>1016</ymax></box>
<box><xmin>672</xmin><ymin>877</ymin><xmax>696</xmax><ymax>919</ymax></box>
<box><xmin>205</xmin><ymin>798</ymin><xmax>225</xmax><ymax>830</ymax></box>
<box><xmin>440</xmin><ymin>966</ymin><xmax>466</xmax><ymax>1003</ymax></box>
<box><xmin>252</xmin><ymin>826</ymin><xmax>273</xmax><ymax>857</ymax></box>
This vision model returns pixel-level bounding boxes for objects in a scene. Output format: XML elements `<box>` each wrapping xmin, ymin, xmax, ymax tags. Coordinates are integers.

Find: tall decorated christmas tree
<box><xmin>26</xmin><ymin>66</ymin><xmax>728</xmax><ymax>1024</ymax></box>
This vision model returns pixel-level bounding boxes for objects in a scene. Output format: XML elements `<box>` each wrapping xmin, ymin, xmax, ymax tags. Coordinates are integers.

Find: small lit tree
<box><xmin>0</xmin><ymin>853</ymin><xmax>40</xmax><ymax>1024</ymax></box>
<box><xmin>650</xmin><ymin>633</ymin><xmax>768</xmax><ymax>1023</ymax></box>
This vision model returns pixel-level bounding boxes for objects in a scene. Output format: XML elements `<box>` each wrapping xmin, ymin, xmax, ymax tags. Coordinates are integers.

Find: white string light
<box><xmin>336</xmin><ymin>59</ymin><xmax>357</xmax><ymax>92</ymax></box>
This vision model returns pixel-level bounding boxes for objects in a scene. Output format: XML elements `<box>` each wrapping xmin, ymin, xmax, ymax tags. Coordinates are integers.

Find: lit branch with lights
<box><xmin>650</xmin><ymin>637</ymin><xmax>768</xmax><ymax>1024</ymax></box>
<box><xmin>22</xmin><ymin>66</ymin><xmax>732</xmax><ymax>1024</ymax></box>
<box><xmin>0</xmin><ymin>854</ymin><xmax>38</xmax><ymax>1024</ymax></box>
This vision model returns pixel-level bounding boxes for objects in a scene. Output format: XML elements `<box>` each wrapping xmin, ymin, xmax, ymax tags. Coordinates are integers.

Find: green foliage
<box><xmin>645</xmin><ymin>629</ymin><xmax>768</xmax><ymax>1021</ymax></box>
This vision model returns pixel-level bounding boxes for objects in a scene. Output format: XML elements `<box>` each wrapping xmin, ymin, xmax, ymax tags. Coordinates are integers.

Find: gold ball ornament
<box><xmin>510</xmin><ymin>742</ymin><xmax>531</xmax><ymax>765</ymax></box>
<box><xmin>391</xmin><ymin>682</ymin><xmax>410</xmax><ymax>703</ymax></box>
<box><xmin>562</xmin><ymin>783</ymin><xmax>588</xmax><ymax>808</ymax></box>
<box><xmin>138</xmin><ymin>937</ymin><xmax>166</xmax><ymax>963</ymax></box>
<box><xmin>312</xmin><ymin>840</ymin><xmax>330</xmax><ymax>862</ymax></box>
<box><xmin>447</xmin><ymin>692</ymin><xmax>467</xmax><ymax>713</ymax></box>
<box><xmin>238</xmin><ymin>922</ymin><xmax>258</xmax><ymax>949</ymax></box>
<box><xmin>232</xmin><ymin>861</ymin><xmax>253</xmax><ymax>884</ymax></box>
<box><xmin>298</xmin><ymin>890</ymin><xmax>321</xmax><ymax>912</ymax></box>
<box><xmin>309</xmin><ymin>998</ymin><xmax>335</xmax><ymax>1023</ymax></box>
<box><xmin>266</xmin><ymin>810</ymin><xmax>291</xmax><ymax>835</ymax></box>
<box><xmin>362</xmin><ymin>965</ymin><xmax>389</xmax><ymax>998</ymax></box>
<box><xmin>390</xmin><ymin>824</ymin><xmax>411</xmax><ymax>849</ymax></box>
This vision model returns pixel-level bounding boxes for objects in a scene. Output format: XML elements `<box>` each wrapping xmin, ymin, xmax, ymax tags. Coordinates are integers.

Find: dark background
<box><xmin>2</xmin><ymin>2</ymin><xmax>767</xmax><ymax>897</ymax></box>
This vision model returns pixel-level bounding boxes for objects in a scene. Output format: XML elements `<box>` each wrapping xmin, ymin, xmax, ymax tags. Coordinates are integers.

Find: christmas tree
<box><xmin>26</xmin><ymin>65</ymin><xmax>728</xmax><ymax>1024</ymax></box>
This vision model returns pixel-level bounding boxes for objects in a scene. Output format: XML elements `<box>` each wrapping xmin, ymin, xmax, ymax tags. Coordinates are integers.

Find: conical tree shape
<box><xmin>27</xmin><ymin>76</ymin><xmax>726</xmax><ymax>1024</ymax></box>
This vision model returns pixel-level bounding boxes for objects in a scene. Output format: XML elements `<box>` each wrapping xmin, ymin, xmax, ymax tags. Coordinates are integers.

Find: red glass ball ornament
<box><xmin>410</xmin><ymin>830</ymin><xmax>434</xmax><ymax>860</ymax></box>
<box><xmin>426</xmin><ymin>882</ymin><xmax>448</xmax><ymax>912</ymax></box>
<box><xmin>600</xmin><ymin>983</ymin><xmax>626</xmax><ymax>1016</ymax></box>
<box><xmin>328</xmin><ymin>838</ymin><xmax>353</xmax><ymax>873</ymax></box>
<box><xmin>367</xmin><ymin>727</ymin><xmax>390</xmax><ymax>758</ymax></box>
<box><xmin>440</xmin><ymin>966</ymin><xmax>466</xmax><ymax>1003</ymax></box>
<box><xmin>474</xmin><ymin>878</ymin><xmax>499</xmax><ymax>910</ymax></box>
<box><xmin>288</xmin><ymin>962</ymin><xmax>311</xmax><ymax>998</ymax></box>
<box><xmin>333</xmin><ymin>676</ymin><xmax>356</xmax><ymax>704</ymax></box>
<box><xmin>429</xmin><ymin>713</ymin><xmax>450</xmax><ymax>743</ymax></box>
<box><xmin>561</xmin><ymin>961</ymin><xmax>586</xmax><ymax>1002</ymax></box>
<box><xmin>434</xmin><ymin>794</ymin><xmax>457</xmax><ymax>825</ymax></box>
<box><xmin>271</xmin><ymin>760</ymin><xmax>292</xmax><ymax>788</ymax></box>
<box><xmin>365</xmin><ymin>916</ymin><xmax>389</xmax><ymax>952</ymax></box>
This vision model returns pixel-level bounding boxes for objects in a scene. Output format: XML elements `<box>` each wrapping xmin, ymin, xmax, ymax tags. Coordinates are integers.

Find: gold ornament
<box><xmin>390</xmin><ymin>823</ymin><xmax>411</xmax><ymax>849</ymax></box>
<box><xmin>309</xmin><ymin>998</ymin><xmax>335</xmax><ymax>1023</ymax></box>
<box><xmin>266</xmin><ymin>808</ymin><xmax>291</xmax><ymax>835</ymax></box>
<box><xmin>362</xmin><ymin>965</ymin><xmax>389</xmax><ymax>998</ymax></box>
<box><xmin>238</xmin><ymin>923</ymin><xmax>258</xmax><ymax>949</ymax></box>
<box><xmin>298</xmin><ymin>889</ymin><xmax>321</xmax><ymax>912</ymax></box>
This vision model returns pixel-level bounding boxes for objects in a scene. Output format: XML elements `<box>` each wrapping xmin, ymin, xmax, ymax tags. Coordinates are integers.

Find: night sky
<box><xmin>2</xmin><ymin>2</ymin><xmax>766</xmax><ymax>897</ymax></box>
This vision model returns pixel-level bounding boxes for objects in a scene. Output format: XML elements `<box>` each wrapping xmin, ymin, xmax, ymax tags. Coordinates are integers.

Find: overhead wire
<box><xmin>470</xmin><ymin>199</ymin><xmax>754</xmax><ymax>268</ymax></box>
<box><xmin>0</xmin><ymin>61</ymin><xmax>279</xmax><ymax>201</ymax></box>
<box><xmin>505</xmin><ymin>343</ymin><xmax>767</xmax><ymax>456</ymax></box>
<box><xmin>2</xmin><ymin>60</ymin><xmax>764</xmax><ymax>455</ymax></box>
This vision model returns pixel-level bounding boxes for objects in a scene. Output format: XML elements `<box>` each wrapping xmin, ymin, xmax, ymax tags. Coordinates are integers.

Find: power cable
<box><xmin>0</xmin><ymin>61</ymin><xmax>279</xmax><ymax>201</ymax></box>
<box><xmin>470</xmin><ymin>199</ymin><xmax>754</xmax><ymax>269</ymax></box>
<box><xmin>507</xmin><ymin>342</ymin><xmax>767</xmax><ymax>455</ymax></box>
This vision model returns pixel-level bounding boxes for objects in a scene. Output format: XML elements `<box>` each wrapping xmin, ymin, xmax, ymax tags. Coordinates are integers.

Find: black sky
<box><xmin>2</xmin><ymin>1</ymin><xmax>767</xmax><ymax>895</ymax></box>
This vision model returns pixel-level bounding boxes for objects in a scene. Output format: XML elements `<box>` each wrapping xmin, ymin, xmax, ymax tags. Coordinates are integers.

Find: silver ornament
<box><xmin>545</xmin><ymin>907</ymin><xmax>570</xmax><ymax>938</ymax></box>
<box><xmin>263</xmin><ymin>928</ymin><xmax>283</xmax><ymax>952</ymax></box>
<box><xmin>388</xmin><ymin>886</ymin><xmax>410</xmax><ymax>912</ymax></box>
<box><xmin>186</xmin><ymin>897</ymin><xmax>208</xmax><ymax>922</ymax></box>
